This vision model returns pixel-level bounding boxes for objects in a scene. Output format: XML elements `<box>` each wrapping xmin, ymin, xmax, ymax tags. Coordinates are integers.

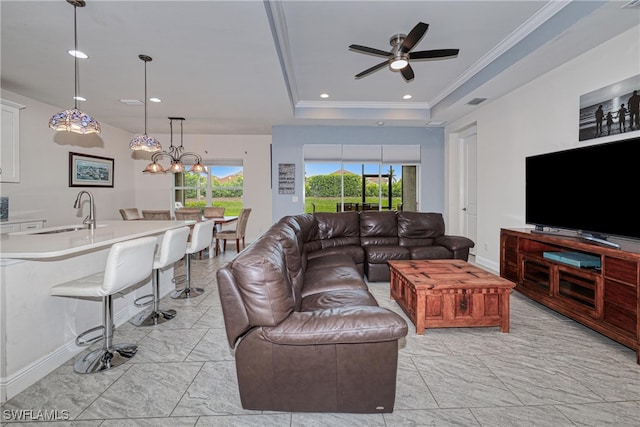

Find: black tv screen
<box><xmin>525</xmin><ymin>136</ymin><xmax>640</xmax><ymax>242</ymax></box>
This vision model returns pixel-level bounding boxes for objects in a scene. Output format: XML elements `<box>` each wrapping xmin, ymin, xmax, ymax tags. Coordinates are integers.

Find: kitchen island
<box><xmin>0</xmin><ymin>220</ymin><xmax>192</xmax><ymax>402</ymax></box>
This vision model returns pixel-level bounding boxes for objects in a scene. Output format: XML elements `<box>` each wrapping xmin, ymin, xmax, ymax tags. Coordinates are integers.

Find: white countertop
<box><xmin>0</xmin><ymin>220</ymin><xmax>193</xmax><ymax>259</ymax></box>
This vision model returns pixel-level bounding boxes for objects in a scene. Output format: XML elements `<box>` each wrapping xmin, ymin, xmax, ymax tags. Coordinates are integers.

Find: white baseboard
<box><xmin>474</xmin><ymin>255</ymin><xmax>499</xmax><ymax>274</ymax></box>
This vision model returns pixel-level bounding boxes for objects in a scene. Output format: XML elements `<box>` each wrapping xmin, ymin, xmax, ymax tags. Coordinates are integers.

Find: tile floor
<box><xmin>2</xmin><ymin>252</ymin><xmax>640</xmax><ymax>426</ymax></box>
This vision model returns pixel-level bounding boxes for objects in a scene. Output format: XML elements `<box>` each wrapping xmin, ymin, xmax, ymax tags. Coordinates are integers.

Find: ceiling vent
<box><xmin>119</xmin><ymin>99</ymin><xmax>144</xmax><ymax>106</ymax></box>
<box><xmin>467</xmin><ymin>97</ymin><xmax>487</xmax><ymax>106</ymax></box>
<box><xmin>621</xmin><ymin>0</ymin><xmax>640</xmax><ymax>8</ymax></box>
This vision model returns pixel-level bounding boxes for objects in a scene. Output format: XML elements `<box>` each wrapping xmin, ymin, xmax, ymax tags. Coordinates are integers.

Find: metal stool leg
<box><xmin>171</xmin><ymin>254</ymin><xmax>204</xmax><ymax>299</ymax></box>
<box><xmin>130</xmin><ymin>269</ymin><xmax>177</xmax><ymax>326</ymax></box>
<box><xmin>74</xmin><ymin>295</ymin><xmax>137</xmax><ymax>374</ymax></box>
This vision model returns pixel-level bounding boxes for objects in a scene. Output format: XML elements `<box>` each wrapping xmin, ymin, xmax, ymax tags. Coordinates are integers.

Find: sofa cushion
<box><xmin>306</xmin><ymin>245</ymin><xmax>365</xmax><ymax>265</ymax></box>
<box><xmin>303</xmin><ymin>266</ymin><xmax>367</xmax><ymax>297</ymax></box>
<box><xmin>300</xmin><ymin>289</ymin><xmax>379</xmax><ymax>311</ymax></box>
<box><xmin>364</xmin><ymin>245</ymin><xmax>410</xmax><ymax>264</ymax></box>
<box><xmin>261</xmin><ymin>306</ymin><xmax>408</xmax><ymax>345</ymax></box>
<box><xmin>306</xmin><ymin>253</ymin><xmax>356</xmax><ymax>271</ymax></box>
<box><xmin>272</xmin><ymin>219</ymin><xmax>306</xmax><ymax>311</ymax></box>
<box><xmin>315</xmin><ymin>212</ymin><xmax>360</xmax><ymax>245</ymax></box>
<box><xmin>231</xmin><ymin>236</ymin><xmax>294</xmax><ymax>327</ymax></box>
<box><xmin>397</xmin><ymin>212</ymin><xmax>445</xmax><ymax>247</ymax></box>
<box><xmin>359</xmin><ymin>211</ymin><xmax>399</xmax><ymax>246</ymax></box>
<box><xmin>409</xmin><ymin>245</ymin><xmax>453</xmax><ymax>260</ymax></box>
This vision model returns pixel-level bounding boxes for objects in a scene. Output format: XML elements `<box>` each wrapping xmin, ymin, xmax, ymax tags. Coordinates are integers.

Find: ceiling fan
<box><xmin>349</xmin><ymin>22</ymin><xmax>459</xmax><ymax>82</ymax></box>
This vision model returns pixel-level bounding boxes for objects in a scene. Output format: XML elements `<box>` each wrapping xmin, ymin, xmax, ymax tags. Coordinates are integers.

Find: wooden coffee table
<box><xmin>388</xmin><ymin>259</ymin><xmax>515</xmax><ymax>334</ymax></box>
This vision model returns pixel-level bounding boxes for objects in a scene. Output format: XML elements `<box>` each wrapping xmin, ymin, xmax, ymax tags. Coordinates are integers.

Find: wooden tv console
<box><xmin>500</xmin><ymin>228</ymin><xmax>639</xmax><ymax>364</ymax></box>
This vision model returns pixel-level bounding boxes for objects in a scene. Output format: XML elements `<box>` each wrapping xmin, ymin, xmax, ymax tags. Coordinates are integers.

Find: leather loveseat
<box><xmin>217</xmin><ymin>214</ymin><xmax>408</xmax><ymax>413</ymax></box>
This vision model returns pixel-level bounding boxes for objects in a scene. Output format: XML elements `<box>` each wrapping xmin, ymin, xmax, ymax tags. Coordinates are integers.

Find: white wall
<box><xmin>446</xmin><ymin>26</ymin><xmax>640</xmax><ymax>271</ymax></box>
<box><xmin>0</xmin><ymin>90</ymin><xmax>136</xmax><ymax>227</ymax></box>
<box><xmin>133</xmin><ymin>134</ymin><xmax>272</xmax><ymax>240</ymax></box>
<box><xmin>0</xmin><ymin>90</ymin><xmax>272</xmax><ymax>241</ymax></box>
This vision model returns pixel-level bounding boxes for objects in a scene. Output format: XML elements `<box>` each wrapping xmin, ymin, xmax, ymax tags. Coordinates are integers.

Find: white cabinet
<box><xmin>1</xmin><ymin>99</ymin><xmax>25</xmax><ymax>183</ymax></box>
<box><xmin>0</xmin><ymin>219</ymin><xmax>45</xmax><ymax>235</ymax></box>
<box><xmin>0</xmin><ymin>223</ymin><xmax>20</xmax><ymax>234</ymax></box>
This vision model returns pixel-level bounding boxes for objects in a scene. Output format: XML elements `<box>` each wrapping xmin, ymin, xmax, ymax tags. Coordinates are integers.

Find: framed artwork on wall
<box><xmin>579</xmin><ymin>74</ymin><xmax>640</xmax><ymax>142</ymax></box>
<box><xmin>278</xmin><ymin>163</ymin><xmax>295</xmax><ymax>194</ymax></box>
<box><xmin>69</xmin><ymin>152</ymin><xmax>114</xmax><ymax>187</ymax></box>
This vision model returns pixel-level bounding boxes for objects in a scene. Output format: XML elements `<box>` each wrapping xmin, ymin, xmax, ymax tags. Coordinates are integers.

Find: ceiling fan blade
<box><xmin>401</xmin><ymin>22</ymin><xmax>428</xmax><ymax>52</ymax></box>
<box><xmin>355</xmin><ymin>60</ymin><xmax>389</xmax><ymax>79</ymax></box>
<box><xmin>349</xmin><ymin>44</ymin><xmax>393</xmax><ymax>57</ymax></box>
<box><xmin>410</xmin><ymin>49</ymin><xmax>460</xmax><ymax>60</ymax></box>
<box><xmin>401</xmin><ymin>64</ymin><xmax>415</xmax><ymax>82</ymax></box>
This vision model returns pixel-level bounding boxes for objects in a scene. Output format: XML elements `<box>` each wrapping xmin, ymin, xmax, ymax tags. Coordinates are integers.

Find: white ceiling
<box><xmin>2</xmin><ymin>1</ymin><xmax>639</xmax><ymax>135</ymax></box>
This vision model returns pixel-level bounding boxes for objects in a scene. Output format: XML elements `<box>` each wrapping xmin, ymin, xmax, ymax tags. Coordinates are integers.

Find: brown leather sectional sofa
<box><xmin>216</xmin><ymin>211</ymin><xmax>473</xmax><ymax>413</ymax></box>
<box><xmin>309</xmin><ymin>211</ymin><xmax>475</xmax><ymax>281</ymax></box>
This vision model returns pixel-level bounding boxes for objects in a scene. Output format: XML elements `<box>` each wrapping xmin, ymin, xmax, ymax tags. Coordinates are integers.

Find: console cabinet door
<box><xmin>1</xmin><ymin>100</ymin><xmax>24</xmax><ymax>183</ymax></box>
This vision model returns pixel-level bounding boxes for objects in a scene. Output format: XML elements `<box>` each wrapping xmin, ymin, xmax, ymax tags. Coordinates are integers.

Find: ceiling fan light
<box><xmin>390</xmin><ymin>58</ymin><xmax>408</xmax><ymax>70</ymax></box>
<box><xmin>130</xmin><ymin>134</ymin><xmax>162</xmax><ymax>152</ymax></box>
<box><xmin>49</xmin><ymin>108</ymin><xmax>101</xmax><ymax>134</ymax></box>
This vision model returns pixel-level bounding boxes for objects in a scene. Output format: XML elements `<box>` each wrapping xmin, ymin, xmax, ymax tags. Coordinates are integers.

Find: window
<box><xmin>303</xmin><ymin>144</ymin><xmax>419</xmax><ymax>213</ymax></box>
<box><xmin>173</xmin><ymin>161</ymin><xmax>244</xmax><ymax>216</ymax></box>
<box><xmin>304</xmin><ymin>163</ymin><xmax>405</xmax><ymax>213</ymax></box>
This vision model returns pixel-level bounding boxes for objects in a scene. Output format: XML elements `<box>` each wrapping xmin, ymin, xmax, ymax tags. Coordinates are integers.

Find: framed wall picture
<box><xmin>579</xmin><ymin>74</ymin><xmax>640</xmax><ymax>142</ymax></box>
<box><xmin>69</xmin><ymin>152</ymin><xmax>114</xmax><ymax>187</ymax></box>
<box><xmin>278</xmin><ymin>163</ymin><xmax>295</xmax><ymax>194</ymax></box>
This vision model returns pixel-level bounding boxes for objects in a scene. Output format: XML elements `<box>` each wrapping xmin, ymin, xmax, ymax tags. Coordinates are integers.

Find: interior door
<box><xmin>462</xmin><ymin>132</ymin><xmax>478</xmax><ymax>255</ymax></box>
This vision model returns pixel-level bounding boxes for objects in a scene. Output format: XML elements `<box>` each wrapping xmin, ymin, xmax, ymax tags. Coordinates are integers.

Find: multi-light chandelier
<box><xmin>49</xmin><ymin>0</ymin><xmax>101</xmax><ymax>134</ymax></box>
<box><xmin>143</xmin><ymin>117</ymin><xmax>205</xmax><ymax>174</ymax></box>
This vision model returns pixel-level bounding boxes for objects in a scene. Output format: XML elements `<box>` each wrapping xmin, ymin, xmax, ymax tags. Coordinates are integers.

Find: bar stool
<box><xmin>130</xmin><ymin>227</ymin><xmax>190</xmax><ymax>326</ymax></box>
<box><xmin>171</xmin><ymin>220</ymin><xmax>215</xmax><ymax>299</ymax></box>
<box><xmin>50</xmin><ymin>236</ymin><xmax>157</xmax><ymax>374</ymax></box>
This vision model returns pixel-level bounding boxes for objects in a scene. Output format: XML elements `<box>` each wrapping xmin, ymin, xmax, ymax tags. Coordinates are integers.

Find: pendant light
<box><xmin>129</xmin><ymin>54</ymin><xmax>161</xmax><ymax>152</ymax></box>
<box><xmin>48</xmin><ymin>0</ymin><xmax>100</xmax><ymax>134</ymax></box>
<box><xmin>143</xmin><ymin>117</ymin><xmax>205</xmax><ymax>174</ymax></box>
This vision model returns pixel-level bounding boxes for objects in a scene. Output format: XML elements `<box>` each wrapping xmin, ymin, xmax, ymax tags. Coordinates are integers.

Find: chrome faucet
<box><xmin>74</xmin><ymin>191</ymin><xmax>96</xmax><ymax>230</ymax></box>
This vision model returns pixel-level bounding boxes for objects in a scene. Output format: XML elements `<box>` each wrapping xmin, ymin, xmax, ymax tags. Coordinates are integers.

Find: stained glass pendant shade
<box><xmin>129</xmin><ymin>54</ymin><xmax>161</xmax><ymax>152</ymax></box>
<box><xmin>49</xmin><ymin>0</ymin><xmax>100</xmax><ymax>135</ymax></box>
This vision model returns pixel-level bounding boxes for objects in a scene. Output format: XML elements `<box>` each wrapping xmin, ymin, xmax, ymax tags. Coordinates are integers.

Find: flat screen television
<box><xmin>525</xmin><ymin>136</ymin><xmax>640</xmax><ymax>248</ymax></box>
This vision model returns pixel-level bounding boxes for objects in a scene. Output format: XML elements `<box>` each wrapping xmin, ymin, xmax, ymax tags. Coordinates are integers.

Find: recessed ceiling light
<box><xmin>149</xmin><ymin>97</ymin><xmax>162</xmax><ymax>103</ymax></box>
<box><xmin>73</xmin><ymin>96</ymin><xmax>86</xmax><ymax>101</ymax></box>
<box><xmin>68</xmin><ymin>50</ymin><xmax>88</xmax><ymax>59</ymax></box>
<box><xmin>320</xmin><ymin>93</ymin><xmax>329</xmax><ymax>98</ymax></box>
<box><xmin>403</xmin><ymin>94</ymin><xmax>412</xmax><ymax>100</ymax></box>
<box><xmin>377</xmin><ymin>121</ymin><xmax>384</xmax><ymax>126</ymax></box>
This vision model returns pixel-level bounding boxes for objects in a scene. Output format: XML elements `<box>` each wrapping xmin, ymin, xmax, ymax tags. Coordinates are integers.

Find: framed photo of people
<box><xmin>579</xmin><ymin>74</ymin><xmax>640</xmax><ymax>142</ymax></box>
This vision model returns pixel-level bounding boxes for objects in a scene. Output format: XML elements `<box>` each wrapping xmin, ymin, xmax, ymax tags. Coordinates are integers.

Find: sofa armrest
<box><xmin>435</xmin><ymin>235</ymin><xmax>475</xmax><ymax>252</ymax></box>
<box><xmin>261</xmin><ymin>306</ymin><xmax>408</xmax><ymax>345</ymax></box>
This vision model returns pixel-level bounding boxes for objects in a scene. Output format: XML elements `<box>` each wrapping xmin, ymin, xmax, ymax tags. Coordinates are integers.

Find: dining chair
<box><xmin>119</xmin><ymin>208</ymin><xmax>142</xmax><ymax>220</ymax></box>
<box><xmin>203</xmin><ymin>207</ymin><xmax>225</xmax><ymax>218</ymax></box>
<box><xmin>174</xmin><ymin>208</ymin><xmax>202</xmax><ymax>222</ymax></box>
<box><xmin>142</xmin><ymin>210</ymin><xmax>172</xmax><ymax>220</ymax></box>
<box><xmin>215</xmin><ymin>208</ymin><xmax>251</xmax><ymax>255</ymax></box>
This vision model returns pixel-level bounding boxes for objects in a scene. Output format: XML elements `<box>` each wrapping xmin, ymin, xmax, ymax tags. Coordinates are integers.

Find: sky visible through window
<box><xmin>209</xmin><ymin>166</ymin><xmax>242</xmax><ymax>178</ymax></box>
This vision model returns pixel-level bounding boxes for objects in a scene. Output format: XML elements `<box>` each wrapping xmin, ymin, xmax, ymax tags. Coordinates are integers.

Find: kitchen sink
<box><xmin>31</xmin><ymin>226</ymin><xmax>89</xmax><ymax>235</ymax></box>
